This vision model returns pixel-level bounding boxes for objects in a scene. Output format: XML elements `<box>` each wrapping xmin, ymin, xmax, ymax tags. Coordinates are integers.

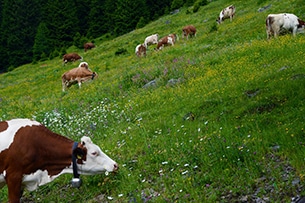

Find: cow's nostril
<box><xmin>114</xmin><ymin>163</ymin><xmax>119</xmax><ymax>171</ymax></box>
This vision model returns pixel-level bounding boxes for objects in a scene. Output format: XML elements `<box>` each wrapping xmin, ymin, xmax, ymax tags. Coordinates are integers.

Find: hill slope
<box><xmin>1</xmin><ymin>0</ymin><xmax>305</xmax><ymax>202</ymax></box>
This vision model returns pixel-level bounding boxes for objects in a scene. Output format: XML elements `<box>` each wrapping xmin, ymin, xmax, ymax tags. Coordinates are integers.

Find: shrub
<box><xmin>193</xmin><ymin>0</ymin><xmax>208</xmax><ymax>13</ymax></box>
<box><xmin>115</xmin><ymin>48</ymin><xmax>128</xmax><ymax>56</ymax></box>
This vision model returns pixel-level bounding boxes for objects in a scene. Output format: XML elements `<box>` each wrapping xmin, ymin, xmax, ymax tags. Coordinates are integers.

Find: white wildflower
<box><xmin>181</xmin><ymin>170</ymin><xmax>188</xmax><ymax>175</ymax></box>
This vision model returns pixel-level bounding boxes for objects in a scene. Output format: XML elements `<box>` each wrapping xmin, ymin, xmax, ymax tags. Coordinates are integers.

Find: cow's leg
<box><xmin>266</xmin><ymin>28</ymin><xmax>272</xmax><ymax>39</ymax></box>
<box><xmin>292</xmin><ymin>27</ymin><xmax>297</xmax><ymax>36</ymax></box>
<box><xmin>274</xmin><ymin>29</ymin><xmax>279</xmax><ymax>38</ymax></box>
<box><xmin>62</xmin><ymin>81</ymin><xmax>66</xmax><ymax>92</ymax></box>
<box><xmin>273</xmin><ymin>25</ymin><xmax>280</xmax><ymax>38</ymax></box>
<box><xmin>6</xmin><ymin>173</ymin><xmax>22</xmax><ymax>203</ymax></box>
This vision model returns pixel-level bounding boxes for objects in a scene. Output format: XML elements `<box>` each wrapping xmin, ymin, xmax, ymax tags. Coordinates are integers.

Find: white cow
<box><xmin>217</xmin><ymin>5</ymin><xmax>236</xmax><ymax>24</ymax></box>
<box><xmin>266</xmin><ymin>13</ymin><xmax>305</xmax><ymax>39</ymax></box>
<box><xmin>144</xmin><ymin>34</ymin><xmax>159</xmax><ymax>48</ymax></box>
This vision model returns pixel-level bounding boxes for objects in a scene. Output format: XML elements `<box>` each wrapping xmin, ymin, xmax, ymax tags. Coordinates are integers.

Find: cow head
<box><xmin>74</xmin><ymin>136</ymin><xmax>118</xmax><ymax>174</ymax></box>
<box><xmin>216</xmin><ymin>17</ymin><xmax>222</xmax><ymax>24</ymax></box>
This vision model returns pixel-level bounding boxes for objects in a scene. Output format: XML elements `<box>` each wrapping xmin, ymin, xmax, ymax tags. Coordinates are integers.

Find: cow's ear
<box><xmin>73</xmin><ymin>144</ymin><xmax>87</xmax><ymax>163</ymax></box>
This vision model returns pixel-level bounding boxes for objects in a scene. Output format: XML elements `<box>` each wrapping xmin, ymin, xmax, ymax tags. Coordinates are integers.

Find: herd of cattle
<box><xmin>60</xmin><ymin>5</ymin><xmax>305</xmax><ymax>92</ymax></box>
<box><xmin>1</xmin><ymin>4</ymin><xmax>305</xmax><ymax>203</ymax></box>
<box><xmin>135</xmin><ymin>5</ymin><xmax>305</xmax><ymax>57</ymax></box>
<box><xmin>135</xmin><ymin>25</ymin><xmax>196</xmax><ymax>57</ymax></box>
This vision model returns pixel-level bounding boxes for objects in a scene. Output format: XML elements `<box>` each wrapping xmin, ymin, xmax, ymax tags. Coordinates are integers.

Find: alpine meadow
<box><xmin>1</xmin><ymin>0</ymin><xmax>305</xmax><ymax>202</ymax></box>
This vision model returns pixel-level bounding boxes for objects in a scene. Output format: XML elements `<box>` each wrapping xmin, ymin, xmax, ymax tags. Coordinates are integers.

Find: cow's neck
<box><xmin>32</xmin><ymin>132</ymin><xmax>74</xmax><ymax>176</ymax></box>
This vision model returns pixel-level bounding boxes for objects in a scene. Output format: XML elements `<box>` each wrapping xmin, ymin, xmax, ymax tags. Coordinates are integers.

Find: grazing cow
<box><xmin>155</xmin><ymin>36</ymin><xmax>174</xmax><ymax>50</ymax></box>
<box><xmin>144</xmin><ymin>34</ymin><xmax>159</xmax><ymax>48</ymax></box>
<box><xmin>216</xmin><ymin>5</ymin><xmax>236</xmax><ymax>24</ymax></box>
<box><xmin>182</xmin><ymin>25</ymin><xmax>197</xmax><ymax>39</ymax></box>
<box><xmin>266</xmin><ymin>13</ymin><xmax>305</xmax><ymax>39</ymax></box>
<box><xmin>168</xmin><ymin>33</ymin><xmax>179</xmax><ymax>44</ymax></box>
<box><xmin>62</xmin><ymin>62</ymin><xmax>97</xmax><ymax>91</ymax></box>
<box><xmin>135</xmin><ymin>44</ymin><xmax>146</xmax><ymax>57</ymax></box>
<box><xmin>0</xmin><ymin>118</ymin><xmax>118</xmax><ymax>203</ymax></box>
<box><xmin>84</xmin><ymin>42</ymin><xmax>95</xmax><ymax>52</ymax></box>
<box><xmin>62</xmin><ymin>53</ymin><xmax>83</xmax><ymax>65</ymax></box>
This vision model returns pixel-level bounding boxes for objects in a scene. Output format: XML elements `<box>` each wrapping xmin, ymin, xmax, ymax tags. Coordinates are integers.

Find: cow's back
<box><xmin>0</xmin><ymin>119</ymin><xmax>41</xmax><ymax>153</ymax></box>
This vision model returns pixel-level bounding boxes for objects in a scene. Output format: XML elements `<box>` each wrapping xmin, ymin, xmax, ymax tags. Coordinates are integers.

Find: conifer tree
<box><xmin>42</xmin><ymin>0</ymin><xmax>79</xmax><ymax>49</ymax></box>
<box><xmin>1</xmin><ymin>0</ymin><xmax>41</xmax><ymax>69</ymax></box>
<box><xmin>114</xmin><ymin>0</ymin><xmax>149</xmax><ymax>36</ymax></box>
<box><xmin>33</xmin><ymin>22</ymin><xmax>52</xmax><ymax>61</ymax></box>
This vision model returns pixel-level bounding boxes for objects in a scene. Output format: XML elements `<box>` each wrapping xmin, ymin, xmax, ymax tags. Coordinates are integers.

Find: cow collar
<box><xmin>71</xmin><ymin>142</ymin><xmax>82</xmax><ymax>187</ymax></box>
<box><xmin>72</xmin><ymin>142</ymin><xmax>80</xmax><ymax>178</ymax></box>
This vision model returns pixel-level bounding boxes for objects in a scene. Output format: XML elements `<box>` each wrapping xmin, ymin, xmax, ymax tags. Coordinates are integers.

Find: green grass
<box><xmin>1</xmin><ymin>0</ymin><xmax>305</xmax><ymax>202</ymax></box>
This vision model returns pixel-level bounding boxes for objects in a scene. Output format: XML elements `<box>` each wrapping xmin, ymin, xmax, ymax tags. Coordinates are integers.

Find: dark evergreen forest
<box><xmin>0</xmin><ymin>0</ymin><xmax>207</xmax><ymax>73</ymax></box>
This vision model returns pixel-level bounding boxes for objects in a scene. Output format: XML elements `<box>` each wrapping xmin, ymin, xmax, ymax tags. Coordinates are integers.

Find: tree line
<box><xmin>0</xmin><ymin>0</ymin><xmax>207</xmax><ymax>73</ymax></box>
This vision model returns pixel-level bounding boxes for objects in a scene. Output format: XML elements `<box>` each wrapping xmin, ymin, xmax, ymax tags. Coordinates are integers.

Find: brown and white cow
<box><xmin>155</xmin><ymin>36</ymin><xmax>174</xmax><ymax>50</ymax></box>
<box><xmin>84</xmin><ymin>42</ymin><xmax>95</xmax><ymax>52</ymax></box>
<box><xmin>182</xmin><ymin>25</ymin><xmax>196</xmax><ymax>39</ymax></box>
<box><xmin>216</xmin><ymin>5</ymin><xmax>236</xmax><ymax>24</ymax></box>
<box><xmin>168</xmin><ymin>33</ymin><xmax>179</xmax><ymax>44</ymax></box>
<box><xmin>266</xmin><ymin>13</ymin><xmax>305</xmax><ymax>39</ymax></box>
<box><xmin>61</xmin><ymin>62</ymin><xmax>97</xmax><ymax>91</ymax></box>
<box><xmin>135</xmin><ymin>44</ymin><xmax>146</xmax><ymax>57</ymax></box>
<box><xmin>62</xmin><ymin>53</ymin><xmax>83</xmax><ymax>65</ymax></box>
<box><xmin>144</xmin><ymin>34</ymin><xmax>159</xmax><ymax>48</ymax></box>
<box><xmin>0</xmin><ymin>118</ymin><xmax>118</xmax><ymax>203</ymax></box>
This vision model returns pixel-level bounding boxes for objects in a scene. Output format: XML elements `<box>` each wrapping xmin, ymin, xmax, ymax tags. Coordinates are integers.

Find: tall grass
<box><xmin>1</xmin><ymin>0</ymin><xmax>305</xmax><ymax>202</ymax></box>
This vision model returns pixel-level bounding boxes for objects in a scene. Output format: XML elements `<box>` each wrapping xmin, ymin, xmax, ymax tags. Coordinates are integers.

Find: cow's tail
<box><xmin>266</xmin><ymin>16</ymin><xmax>273</xmax><ymax>39</ymax></box>
<box><xmin>266</xmin><ymin>16</ymin><xmax>270</xmax><ymax>28</ymax></box>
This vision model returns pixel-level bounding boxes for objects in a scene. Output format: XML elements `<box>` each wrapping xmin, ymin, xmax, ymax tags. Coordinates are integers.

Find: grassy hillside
<box><xmin>1</xmin><ymin>0</ymin><xmax>305</xmax><ymax>202</ymax></box>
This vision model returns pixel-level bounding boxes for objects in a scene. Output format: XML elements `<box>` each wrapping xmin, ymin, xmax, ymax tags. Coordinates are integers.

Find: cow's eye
<box><xmin>91</xmin><ymin>152</ymin><xmax>98</xmax><ymax>156</ymax></box>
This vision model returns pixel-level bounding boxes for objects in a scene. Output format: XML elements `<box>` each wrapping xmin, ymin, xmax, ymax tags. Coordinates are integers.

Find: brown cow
<box><xmin>155</xmin><ymin>36</ymin><xmax>174</xmax><ymax>50</ymax></box>
<box><xmin>135</xmin><ymin>44</ymin><xmax>146</xmax><ymax>57</ymax></box>
<box><xmin>62</xmin><ymin>53</ymin><xmax>83</xmax><ymax>65</ymax></box>
<box><xmin>182</xmin><ymin>25</ymin><xmax>196</xmax><ymax>39</ymax></box>
<box><xmin>84</xmin><ymin>42</ymin><xmax>95</xmax><ymax>52</ymax></box>
<box><xmin>0</xmin><ymin>118</ymin><xmax>118</xmax><ymax>203</ymax></box>
<box><xmin>61</xmin><ymin>62</ymin><xmax>97</xmax><ymax>91</ymax></box>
